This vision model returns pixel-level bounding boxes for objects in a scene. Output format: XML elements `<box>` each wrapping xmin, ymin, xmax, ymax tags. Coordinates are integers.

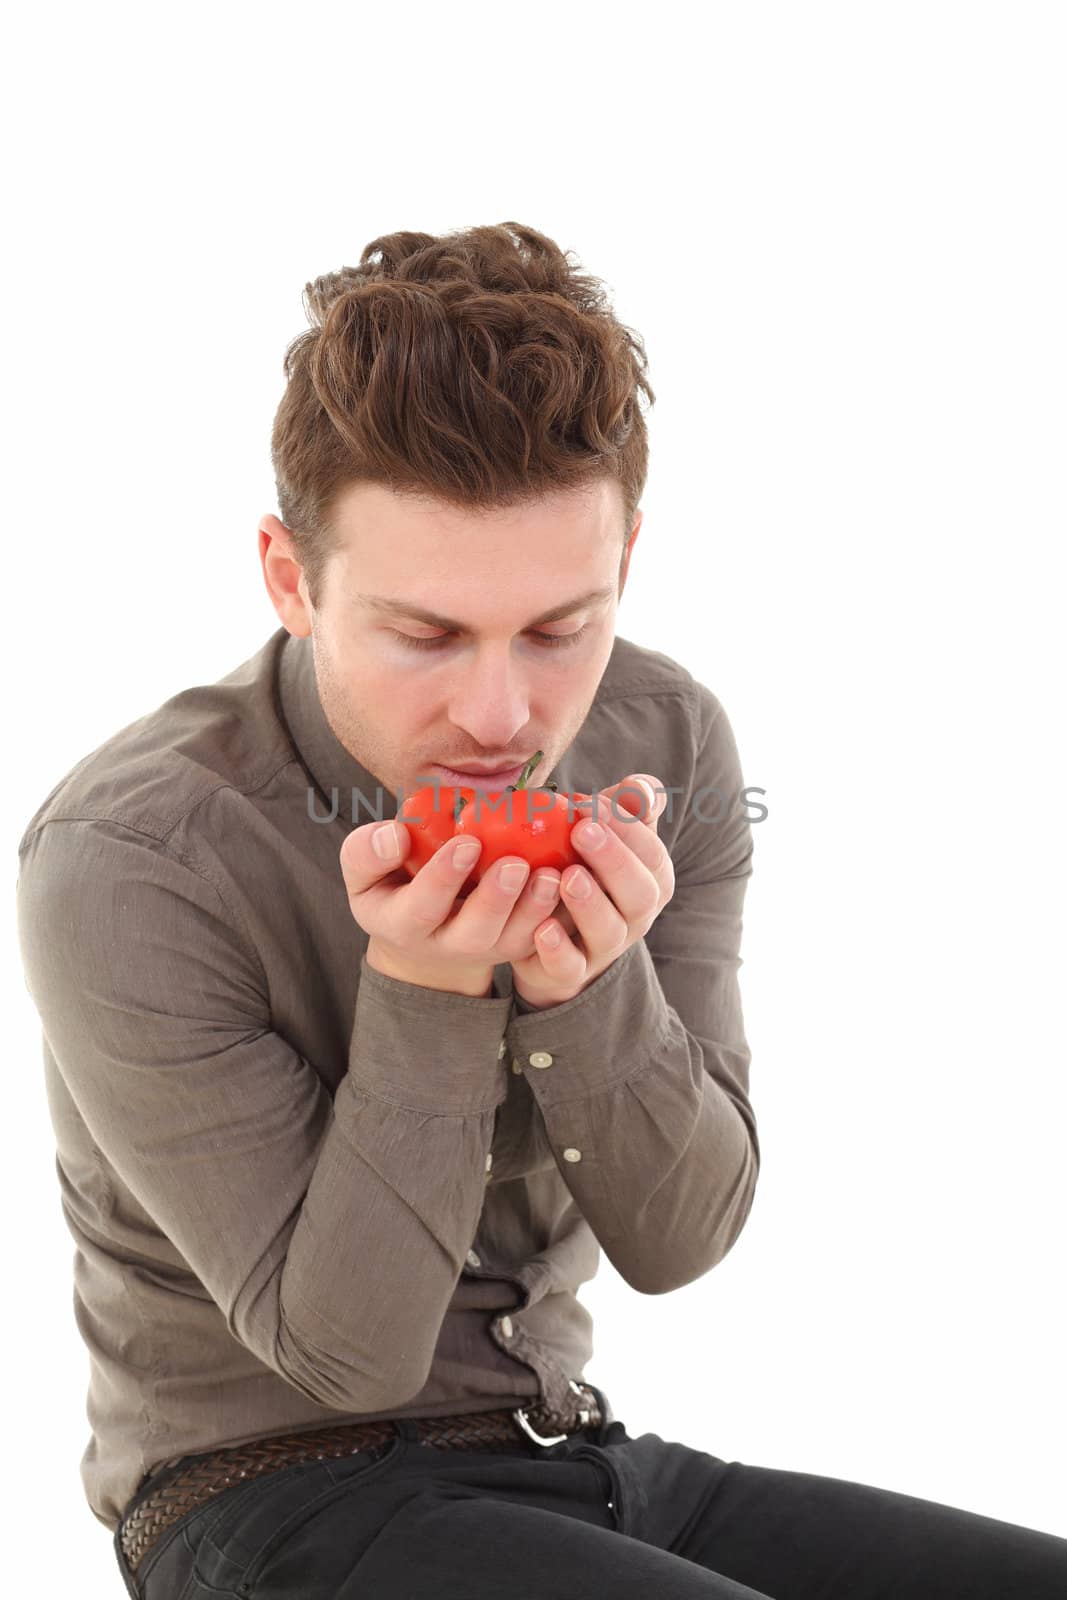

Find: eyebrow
<box><xmin>355</xmin><ymin>584</ymin><xmax>617</xmax><ymax>632</ymax></box>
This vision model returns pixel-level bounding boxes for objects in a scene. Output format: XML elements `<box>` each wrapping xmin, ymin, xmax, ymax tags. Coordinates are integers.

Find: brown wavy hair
<box><xmin>270</xmin><ymin>221</ymin><xmax>656</xmax><ymax>610</ymax></box>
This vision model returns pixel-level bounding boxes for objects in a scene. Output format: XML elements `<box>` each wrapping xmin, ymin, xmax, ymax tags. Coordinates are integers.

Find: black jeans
<box><xmin>115</xmin><ymin>1387</ymin><xmax>1067</xmax><ymax>1598</ymax></box>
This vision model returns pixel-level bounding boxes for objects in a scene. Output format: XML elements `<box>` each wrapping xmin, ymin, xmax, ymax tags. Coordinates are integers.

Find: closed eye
<box><xmin>388</xmin><ymin>625</ymin><xmax>589</xmax><ymax>652</ymax></box>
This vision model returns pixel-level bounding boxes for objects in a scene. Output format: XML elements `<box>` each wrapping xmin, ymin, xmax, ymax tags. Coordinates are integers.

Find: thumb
<box><xmin>339</xmin><ymin>818</ymin><xmax>411</xmax><ymax>900</ymax></box>
<box><xmin>590</xmin><ymin>774</ymin><xmax>665</xmax><ymax>827</ymax></box>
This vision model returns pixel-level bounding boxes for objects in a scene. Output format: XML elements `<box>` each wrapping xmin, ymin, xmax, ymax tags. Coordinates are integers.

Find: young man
<box><xmin>17</xmin><ymin>224</ymin><xmax>1067</xmax><ymax>1597</ymax></box>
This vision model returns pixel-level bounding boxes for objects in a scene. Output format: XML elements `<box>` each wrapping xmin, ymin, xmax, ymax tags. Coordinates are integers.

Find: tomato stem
<box><xmin>514</xmin><ymin>751</ymin><xmax>544</xmax><ymax>791</ymax></box>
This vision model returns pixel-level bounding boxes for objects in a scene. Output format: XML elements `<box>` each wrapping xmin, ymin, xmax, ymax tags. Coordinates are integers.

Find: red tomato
<box><xmin>397</xmin><ymin>751</ymin><xmax>590</xmax><ymax>896</ymax></box>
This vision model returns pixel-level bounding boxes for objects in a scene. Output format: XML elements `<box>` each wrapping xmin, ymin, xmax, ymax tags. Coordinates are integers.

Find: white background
<box><xmin>4</xmin><ymin>2</ymin><xmax>1065</xmax><ymax>1592</ymax></box>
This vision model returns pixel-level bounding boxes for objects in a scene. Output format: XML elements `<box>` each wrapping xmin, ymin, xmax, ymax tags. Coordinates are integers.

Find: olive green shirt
<box><xmin>15</xmin><ymin>625</ymin><xmax>759</xmax><ymax>1531</ymax></box>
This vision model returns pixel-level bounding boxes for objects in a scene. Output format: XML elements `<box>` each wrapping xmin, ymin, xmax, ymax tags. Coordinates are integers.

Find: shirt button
<box><xmin>466</xmin><ymin>1249</ymin><xmax>481</xmax><ymax>1268</ymax></box>
<box><xmin>485</xmin><ymin>1153</ymin><xmax>493</xmax><ymax>1175</ymax></box>
<box><xmin>563</xmin><ymin>1148</ymin><xmax>582</xmax><ymax>1163</ymax></box>
<box><xmin>511</xmin><ymin>1058</ymin><xmax>522</xmax><ymax>1074</ymax></box>
<box><xmin>498</xmin><ymin>1039</ymin><xmax>507</xmax><ymax>1059</ymax></box>
<box><xmin>529</xmin><ymin>1051</ymin><xmax>553</xmax><ymax>1070</ymax></box>
<box><xmin>499</xmin><ymin>1316</ymin><xmax>513</xmax><ymax>1338</ymax></box>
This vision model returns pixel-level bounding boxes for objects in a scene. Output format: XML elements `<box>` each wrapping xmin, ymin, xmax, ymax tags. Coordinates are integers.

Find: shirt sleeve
<box><xmin>16</xmin><ymin>817</ymin><xmax>513</xmax><ymax>1415</ymax></box>
<box><xmin>505</xmin><ymin>686</ymin><xmax>759</xmax><ymax>1295</ymax></box>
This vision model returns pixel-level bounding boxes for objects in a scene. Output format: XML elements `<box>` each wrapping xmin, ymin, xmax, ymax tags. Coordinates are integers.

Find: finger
<box><xmin>566</xmin><ymin>806</ymin><xmax>672</xmax><ymax>924</ymax></box>
<box><xmin>501</xmin><ymin>868</ymin><xmax>563</xmax><ymax>958</ymax></box>
<box><xmin>339</xmin><ymin>819</ymin><xmax>415</xmax><ymax>929</ymax></box>
<box><xmin>588</xmin><ymin>799</ymin><xmax>668</xmax><ymax>867</ymax></box>
<box><xmin>519</xmin><ymin>868</ymin><xmax>563</xmax><ymax>929</ymax></box>
<box><xmin>557</xmin><ymin>854</ymin><xmax>630</xmax><ymax>952</ymax></box>
<box><xmin>601</xmin><ymin>806</ymin><xmax>675</xmax><ymax>908</ymax></box>
<box><xmin>533</xmin><ymin>911</ymin><xmax>588</xmax><ymax>971</ymax></box>
<box><xmin>530</xmin><ymin>899</ymin><xmax>580</xmax><ymax>948</ymax></box>
<box><xmin>436</xmin><ymin>852</ymin><xmax>537</xmax><ymax>957</ymax></box>
<box><xmin>380</xmin><ymin>830</ymin><xmax>488</xmax><ymax>943</ymax></box>
<box><xmin>584</xmin><ymin>774</ymin><xmax>666</xmax><ymax>828</ymax></box>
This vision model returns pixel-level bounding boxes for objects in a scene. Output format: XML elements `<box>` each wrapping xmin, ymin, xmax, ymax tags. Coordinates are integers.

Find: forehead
<box><xmin>328</xmin><ymin>479</ymin><xmax>625</xmax><ymax>624</ymax></box>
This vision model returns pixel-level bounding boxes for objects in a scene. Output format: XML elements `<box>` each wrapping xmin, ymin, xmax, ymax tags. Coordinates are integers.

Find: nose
<box><xmin>446</xmin><ymin>647</ymin><xmax>532</xmax><ymax>759</ymax></box>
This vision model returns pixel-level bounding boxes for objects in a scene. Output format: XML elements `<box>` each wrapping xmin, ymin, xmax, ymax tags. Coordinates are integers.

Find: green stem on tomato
<box><xmin>504</xmin><ymin>750</ymin><xmax>545</xmax><ymax>794</ymax></box>
<box><xmin>453</xmin><ymin>749</ymin><xmax>546</xmax><ymax>818</ymax></box>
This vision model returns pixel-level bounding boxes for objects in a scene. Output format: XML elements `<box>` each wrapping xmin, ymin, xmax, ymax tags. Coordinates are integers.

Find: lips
<box><xmin>432</xmin><ymin>762</ymin><xmax>528</xmax><ymax>792</ymax></box>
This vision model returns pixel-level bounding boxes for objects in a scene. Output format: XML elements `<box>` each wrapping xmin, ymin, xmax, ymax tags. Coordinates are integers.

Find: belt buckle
<box><xmin>513</xmin><ymin>1379</ymin><xmax>593</xmax><ymax>1448</ymax></box>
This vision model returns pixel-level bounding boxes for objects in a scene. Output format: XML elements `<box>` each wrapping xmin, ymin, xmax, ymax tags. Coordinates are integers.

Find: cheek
<box><xmin>533</xmin><ymin>649</ymin><xmax>605</xmax><ymax>703</ymax></box>
<box><xmin>552</xmin><ymin>647</ymin><xmax>611</xmax><ymax>701</ymax></box>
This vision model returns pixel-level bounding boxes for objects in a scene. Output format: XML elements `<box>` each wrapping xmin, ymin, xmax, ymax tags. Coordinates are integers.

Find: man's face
<box><xmin>260</xmin><ymin>478</ymin><xmax>641</xmax><ymax>804</ymax></box>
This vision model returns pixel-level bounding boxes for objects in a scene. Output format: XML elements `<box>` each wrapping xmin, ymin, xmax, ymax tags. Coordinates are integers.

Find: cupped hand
<box><xmin>339</xmin><ymin>814</ymin><xmax>564</xmax><ymax>997</ymax></box>
<box><xmin>510</xmin><ymin>774</ymin><xmax>675</xmax><ymax>1009</ymax></box>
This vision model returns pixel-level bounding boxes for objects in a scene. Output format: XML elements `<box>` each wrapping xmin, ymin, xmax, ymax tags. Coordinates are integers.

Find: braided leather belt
<box><xmin>118</xmin><ymin>1381</ymin><xmax>602</xmax><ymax>1579</ymax></box>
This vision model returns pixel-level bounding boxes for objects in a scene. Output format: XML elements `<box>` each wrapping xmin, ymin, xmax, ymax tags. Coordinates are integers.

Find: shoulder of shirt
<box><xmin>16</xmin><ymin>628</ymin><xmax>298</xmax><ymax>857</ymax></box>
<box><xmin>579</xmin><ymin>631</ymin><xmax>725</xmax><ymax>750</ymax></box>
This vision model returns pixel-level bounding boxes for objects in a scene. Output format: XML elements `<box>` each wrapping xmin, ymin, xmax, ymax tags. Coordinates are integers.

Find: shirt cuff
<box><xmin>350</xmin><ymin>950</ymin><xmax>513</xmax><ymax>1115</ymax></box>
<box><xmin>504</xmin><ymin>939</ymin><xmax>672</xmax><ymax>1102</ymax></box>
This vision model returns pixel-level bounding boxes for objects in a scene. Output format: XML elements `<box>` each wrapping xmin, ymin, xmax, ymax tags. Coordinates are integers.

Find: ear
<box><xmin>259</xmin><ymin>514</ymin><xmax>313</xmax><ymax>638</ymax></box>
<box><xmin>618</xmin><ymin>511</ymin><xmax>643</xmax><ymax>597</ymax></box>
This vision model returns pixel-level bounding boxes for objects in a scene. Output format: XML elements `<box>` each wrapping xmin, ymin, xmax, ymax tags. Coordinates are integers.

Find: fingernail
<box><xmin>499</xmin><ymin>861</ymin><xmax>529</xmax><ymax>893</ymax></box>
<box><xmin>373</xmin><ymin>822</ymin><xmax>400</xmax><ymax>860</ymax></box>
<box><xmin>575</xmin><ymin>821</ymin><xmax>605</xmax><ymax>850</ymax></box>
<box><xmin>636</xmin><ymin>779</ymin><xmax>657</xmax><ymax>817</ymax></box>
<box><xmin>532</xmin><ymin>871</ymin><xmax>561</xmax><ymax>903</ymax></box>
<box><xmin>453</xmin><ymin>839</ymin><xmax>481</xmax><ymax>870</ymax></box>
<box><xmin>565</xmin><ymin>868</ymin><xmax>592</xmax><ymax>899</ymax></box>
